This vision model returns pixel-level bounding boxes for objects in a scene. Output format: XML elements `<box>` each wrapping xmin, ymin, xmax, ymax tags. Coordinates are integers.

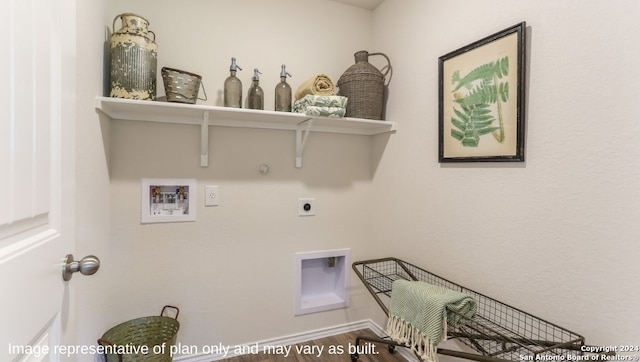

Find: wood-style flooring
<box><xmin>216</xmin><ymin>329</ymin><xmax>408</xmax><ymax>361</ymax></box>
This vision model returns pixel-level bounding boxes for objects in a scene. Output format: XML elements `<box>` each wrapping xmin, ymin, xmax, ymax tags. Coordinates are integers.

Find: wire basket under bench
<box><xmin>352</xmin><ymin>257</ymin><xmax>603</xmax><ymax>362</ymax></box>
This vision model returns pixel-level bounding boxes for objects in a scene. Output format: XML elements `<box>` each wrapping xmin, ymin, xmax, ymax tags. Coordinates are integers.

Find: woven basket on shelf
<box><xmin>337</xmin><ymin>51</ymin><xmax>392</xmax><ymax>120</ymax></box>
<box><xmin>98</xmin><ymin>306</ymin><xmax>180</xmax><ymax>362</ymax></box>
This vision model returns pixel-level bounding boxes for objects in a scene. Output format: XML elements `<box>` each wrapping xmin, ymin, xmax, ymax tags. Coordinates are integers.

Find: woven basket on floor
<box><xmin>337</xmin><ymin>51</ymin><xmax>392</xmax><ymax>120</ymax></box>
<box><xmin>98</xmin><ymin>306</ymin><xmax>180</xmax><ymax>362</ymax></box>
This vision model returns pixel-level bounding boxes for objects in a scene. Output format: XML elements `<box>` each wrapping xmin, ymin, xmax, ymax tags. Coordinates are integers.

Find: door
<box><xmin>1</xmin><ymin>0</ymin><xmax>77</xmax><ymax>360</ymax></box>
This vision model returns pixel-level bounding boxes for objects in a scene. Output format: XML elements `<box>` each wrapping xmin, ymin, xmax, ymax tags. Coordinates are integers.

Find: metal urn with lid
<box><xmin>337</xmin><ymin>50</ymin><xmax>392</xmax><ymax>120</ymax></box>
<box><xmin>109</xmin><ymin>13</ymin><xmax>158</xmax><ymax>100</ymax></box>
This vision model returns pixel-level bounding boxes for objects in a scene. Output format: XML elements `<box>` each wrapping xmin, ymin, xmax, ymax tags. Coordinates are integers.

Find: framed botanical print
<box><xmin>439</xmin><ymin>22</ymin><xmax>527</xmax><ymax>162</ymax></box>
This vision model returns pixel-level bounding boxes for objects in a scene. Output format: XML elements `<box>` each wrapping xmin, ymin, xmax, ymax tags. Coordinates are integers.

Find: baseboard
<box><xmin>174</xmin><ymin>319</ymin><xmax>417</xmax><ymax>362</ymax></box>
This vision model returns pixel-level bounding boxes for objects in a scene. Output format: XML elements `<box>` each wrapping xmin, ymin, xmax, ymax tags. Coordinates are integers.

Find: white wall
<box><xmin>109</xmin><ymin>0</ymin><xmax>375</xmax><ymax>110</ymax></box>
<box><xmin>370</xmin><ymin>0</ymin><xmax>640</xmax><ymax>348</ymax></box>
<box><xmin>75</xmin><ymin>0</ymin><xmax>640</xmax><ymax>360</ymax></box>
<box><xmin>98</xmin><ymin>0</ymin><xmax>384</xmax><ymax>355</ymax></box>
<box><xmin>74</xmin><ymin>0</ymin><xmax>115</xmax><ymax>356</ymax></box>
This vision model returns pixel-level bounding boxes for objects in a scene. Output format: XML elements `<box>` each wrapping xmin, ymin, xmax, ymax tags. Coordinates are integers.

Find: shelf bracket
<box><xmin>201</xmin><ymin>111</ymin><xmax>210</xmax><ymax>167</ymax></box>
<box><xmin>296</xmin><ymin>118</ymin><xmax>314</xmax><ymax>168</ymax></box>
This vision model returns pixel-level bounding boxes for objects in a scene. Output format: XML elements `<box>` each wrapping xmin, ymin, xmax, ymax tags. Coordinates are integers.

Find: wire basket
<box><xmin>98</xmin><ymin>305</ymin><xmax>180</xmax><ymax>362</ymax></box>
<box><xmin>161</xmin><ymin>67</ymin><xmax>207</xmax><ymax>104</ymax></box>
<box><xmin>353</xmin><ymin>258</ymin><xmax>587</xmax><ymax>362</ymax></box>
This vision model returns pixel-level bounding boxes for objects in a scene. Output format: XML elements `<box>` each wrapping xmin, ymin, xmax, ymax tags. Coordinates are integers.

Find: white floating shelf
<box><xmin>95</xmin><ymin>97</ymin><xmax>397</xmax><ymax>167</ymax></box>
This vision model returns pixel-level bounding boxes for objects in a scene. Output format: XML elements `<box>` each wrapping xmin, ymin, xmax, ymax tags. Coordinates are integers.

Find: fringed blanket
<box><xmin>387</xmin><ymin>280</ymin><xmax>477</xmax><ymax>362</ymax></box>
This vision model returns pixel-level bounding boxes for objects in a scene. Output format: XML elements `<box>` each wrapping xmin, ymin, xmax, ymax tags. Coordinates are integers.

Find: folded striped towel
<box><xmin>293</xmin><ymin>94</ymin><xmax>348</xmax><ymax>111</ymax></box>
<box><xmin>387</xmin><ymin>280</ymin><xmax>477</xmax><ymax>362</ymax></box>
<box><xmin>301</xmin><ymin>106</ymin><xmax>346</xmax><ymax>118</ymax></box>
<box><xmin>293</xmin><ymin>95</ymin><xmax>348</xmax><ymax>118</ymax></box>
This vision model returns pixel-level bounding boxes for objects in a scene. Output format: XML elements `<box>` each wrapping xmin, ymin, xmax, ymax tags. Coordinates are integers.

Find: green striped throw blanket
<box><xmin>387</xmin><ymin>279</ymin><xmax>477</xmax><ymax>362</ymax></box>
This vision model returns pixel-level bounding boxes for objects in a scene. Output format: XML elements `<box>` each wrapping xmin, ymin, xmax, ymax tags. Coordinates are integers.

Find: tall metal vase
<box><xmin>109</xmin><ymin>13</ymin><xmax>157</xmax><ymax>100</ymax></box>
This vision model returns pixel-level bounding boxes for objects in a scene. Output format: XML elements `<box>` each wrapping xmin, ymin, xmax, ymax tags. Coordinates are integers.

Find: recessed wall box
<box><xmin>294</xmin><ymin>248</ymin><xmax>350</xmax><ymax>315</ymax></box>
<box><xmin>141</xmin><ymin>178</ymin><xmax>196</xmax><ymax>223</ymax></box>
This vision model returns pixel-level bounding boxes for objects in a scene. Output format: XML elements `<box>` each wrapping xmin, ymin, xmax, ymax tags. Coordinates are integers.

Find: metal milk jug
<box><xmin>109</xmin><ymin>13</ymin><xmax>157</xmax><ymax>100</ymax></box>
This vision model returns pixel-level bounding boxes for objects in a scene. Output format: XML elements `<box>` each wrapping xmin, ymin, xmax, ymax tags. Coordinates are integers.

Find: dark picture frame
<box><xmin>439</xmin><ymin>22</ymin><xmax>526</xmax><ymax>162</ymax></box>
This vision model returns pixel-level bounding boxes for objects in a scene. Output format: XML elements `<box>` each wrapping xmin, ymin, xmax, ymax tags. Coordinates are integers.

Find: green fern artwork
<box><xmin>449</xmin><ymin>56</ymin><xmax>509</xmax><ymax>147</ymax></box>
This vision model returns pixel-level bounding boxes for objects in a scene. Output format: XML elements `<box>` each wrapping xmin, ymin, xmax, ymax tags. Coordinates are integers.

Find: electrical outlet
<box><xmin>299</xmin><ymin>198</ymin><xmax>315</xmax><ymax>216</ymax></box>
<box><xmin>205</xmin><ymin>185</ymin><xmax>219</xmax><ymax>206</ymax></box>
